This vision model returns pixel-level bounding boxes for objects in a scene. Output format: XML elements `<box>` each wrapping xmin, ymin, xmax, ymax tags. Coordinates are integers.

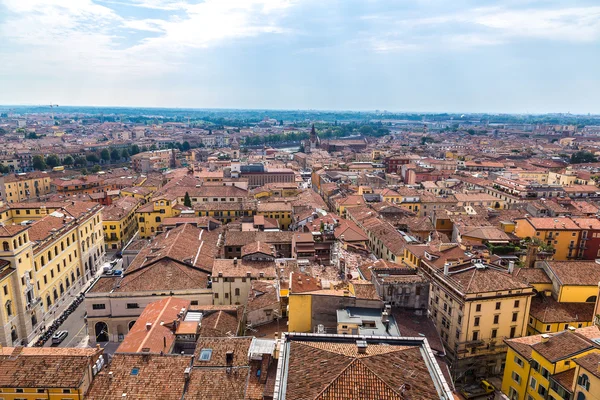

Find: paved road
<box><xmin>45</xmin><ymin>299</ymin><xmax>87</xmax><ymax>347</ymax></box>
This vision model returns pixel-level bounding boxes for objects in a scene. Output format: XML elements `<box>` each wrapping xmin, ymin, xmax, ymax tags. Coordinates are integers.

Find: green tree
<box><xmin>571</xmin><ymin>151</ymin><xmax>597</xmax><ymax>164</ymax></box>
<box><xmin>45</xmin><ymin>154</ymin><xmax>60</xmax><ymax>168</ymax></box>
<box><xmin>149</xmin><ymin>144</ymin><xmax>158</xmax><ymax>151</ymax></box>
<box><xmin>182</xmin><ymin>141</ymin><xmax>191</xmax><ymax>151</ymax></box>
<box><xmin>183</xmin><ymin>192</ymin><xmax>192</xmax><ymax>207</ymax></box>
<box><xmin>91</xmin><ymin>165</ymin><xmax>102</xmax><ymax>173</ymax></box>
<box><xmin>121</xmin><ymin>149</ymin><xmax>130</xmax><ymax>159</ymax></box>
<box><xmin>86</xmin><ymin>153</ymin><xmax>100</xmax><ymax>163</ymax></box>
<box><xmin>73</xmin><ymin>156</ymin><xmax>87</xmax><ymax>167</ymax></box>
<box><xmin>141</xmin><ymin>146</ymin><xmax>148</xmax><ymax>152</ymax></box>
<box><xmin>32</xmin><ymin>155</ymin><xmax>46</xmax><ymax>171</ymax></box>
<box><xmin>100</xmin><ymin>149</ymin><xmax>110</xmax><ymax>162</ymax></box>
<box><xmin>62</xmin><ymin>156</ymin><xmax>73</xmax><ymax>166</ymax></box>
<box><xmin>0</xmin><ymin>165</ymin><xmax>10</xmax><ymax>174</ymax></box>
<box><xmin>359</xmin><ymin>125</ymin><xmax>374</xmax><ymax>136</ymax></box>
<box><xmin>81</xmin><ymin>168</ymin><xmax>88</xmax><ymax>175</ymax></box>
<box><xmin>0</xmin><ymin>127</ymin><xmax>6</xmax><ymax>135</ymax></box>
<box><xmin>420</xmin><ymin>136</ymin><xmax>434</xmax><ymax>145</ymax></box>
<box><xmin>130</xmin><ymin>144</ymin><xmax>140</xmax><ymax>155</ymax></box>
<box><xmin>110</xmin><ymin>148</ymin><xmax>121</xmax><ymax>162</ymax></box>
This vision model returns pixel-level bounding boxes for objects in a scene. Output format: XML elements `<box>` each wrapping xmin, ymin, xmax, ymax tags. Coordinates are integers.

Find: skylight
<box><xmin>199</xmin><ymin>349</ymin><xmax>212</xmax><ymax>361</ymax></box>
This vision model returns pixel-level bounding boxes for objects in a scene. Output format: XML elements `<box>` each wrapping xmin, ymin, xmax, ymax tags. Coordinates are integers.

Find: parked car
<box><xmin>52</xmin><ymin>331</ymin><xmax>68</xmax><ymax>345</ymax></box>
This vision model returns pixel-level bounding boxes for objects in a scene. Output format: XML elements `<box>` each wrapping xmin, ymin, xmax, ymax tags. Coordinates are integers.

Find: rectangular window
<box><xmin>234</xmin><ymin>288</ymin><xmax>240</xmax><ymax>296</ymax></box>
<box><xmin>472</xmin><ymin>331</ymin><xmax>479</xmax><ymax>341</ymax></box>
<box><xmin>512</xmin><ymin>312</ymin><xmax>518</xmax><ymax>322</ymax></box>
<box><xmin>495</xmin><ymin>302</ymin><xmax>501</xmax><ymax>310</ymax></box>
<box><xmin>214</xmin><ymin>293</ymin><xmax>219</xmax><ymax>299</ymax></box>
<box><xmin>474</xmin><ymin>317</ymin><xmax>480</xmax><ymax>327</ymax></box>
<box><xmin>514</xmin><ymin>300</ymin><xmax>520</xmax><ymax>308</ymax></box>
<box><xmin>126</xmin><ymin>303</ymin><xmax>139</xmax><ymax>309</ymax></box>
<box><xmin>2</xmin><ymin>286</ymin><xmax>6</xmax><ymax>296</ymax></box>
<box><xmin>514</xmin><ymin>356</ymin><xmax>524</xmax><ymax>367</ymax></box>
<box><xmin>475</xmin><ymin>304</ymin><xmax>481</xmax><ymax>312</ymax></box>
<box><xmin>92</xmin><ymin>304</ymin><xmax>106</xmax><ymax>310</ymax></box>
<box><xmin>512</xmin><ymin>372</ymin><xmax>521</xmax><ymax>384</ymax></box>
<box><xmin>491</xmin><ymin>329</ymin><xmax>497</xmax><ymax>338</ymax></box>
<box><xmin>493</xmin><ymin>315</ymin><xmax>499</xmax><ymax>324</ymax></box>
<box><xmin>510</xmin><ymin>326</ymin><xmax>516</xmax><ymax>338</ymax></box>
<box><xmin>530</xmin><ymin>377</ymin><xmax>537</xmax><ymax>389</ymax></box>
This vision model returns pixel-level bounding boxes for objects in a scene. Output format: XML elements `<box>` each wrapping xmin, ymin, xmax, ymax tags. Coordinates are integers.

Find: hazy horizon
<box><xmin>1</xmin><ymin>0</ymin><xmax>599</xmax><ymax>114</ymax></box>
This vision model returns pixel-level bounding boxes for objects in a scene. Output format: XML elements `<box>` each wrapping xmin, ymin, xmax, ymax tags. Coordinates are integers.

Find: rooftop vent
<box><xmin>356</xmin><ymin>340</ymin><xmax>368</xmax><ymax>354</ymax></box>
<box><xmin>226</xmin><ymin>350</ymin><xmax>234</xmax><ymax>365</ymax></box>
<box><xmin>541</xmin><ymin>334</ymin><xmax>550</xmax><ymax>343</ymax></box>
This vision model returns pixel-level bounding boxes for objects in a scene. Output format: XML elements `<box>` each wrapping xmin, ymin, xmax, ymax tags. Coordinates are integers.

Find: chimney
<box><xmin>356</xmin><ymin>340</ymin><xmax>368</xmax><ymax>354</ymax></box>
<box><xmin>541</xmin><ymin>334</ymin><xmax>550</xmax><ymax>343</ymax></box>
<box><xmin>233</xmin><ymin>257</ymin><xmax>238</xmax><ymax>266</ymax></box>
<box><xmin>184</xmin><ymin>367</ymin><xmax>191</xmax><ymax>381</ymax></box>
<box><xmin>508</xmin><ymin>261</ymin><xmax>515</xmax><ymax>274</ymax></box>
<box><xmin>568</xmin><ymin>326</ymin><xmax>576</xmax><ymax>331</ymax></box>
<box><xmin>443</xmin><ymin>262</ymin><xmax>450</xmax><ymax>276</ymax></box>
<box><xmin>146</xmin><ymin>322</ymin><xmax>152</xmax><ymax>331</ymax></box>
<box><xmin>246</xmin><ymin>271</ymin><xmax>251</xmax><ymax>277</ymax></box>
<box><xmin>226</xmin><ymin>350</ymin><xmax>234</xmax><ymax>365</ymax></box>
<box><xmin>108</xmin><ymin>371</ymin><xmax>113</xmax><ymax>380</ymax></box>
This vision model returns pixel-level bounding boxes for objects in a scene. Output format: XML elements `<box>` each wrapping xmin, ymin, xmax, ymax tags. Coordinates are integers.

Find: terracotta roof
<box><xmin>0</xmin><ymin>347</ymin><xmax>101</xmax><ymax>389</ymax></box>
<box><xmin>290</xmin><ymin>272</ymin><xmax>322</xmax><ymax>293</ymax></box>
<box><xmin>282</xmin><ymin>340</ymin><xmax>442</xmax><ymax>400</ymax></box>
<box><xmin>446</xmin><ymin>264</ymin><xmax>531</xmax><ymax>294</ymax></box>
<box><xmin>574</xmin><ymin>352</ymin><xmax>600</xmax><ymax>379</ymax></box>
<box><xmin>193</xmin><ymin>337</ymin><xmax>253</xmax><ymax>368</ymax></box>
<box><xmin>241</xmin><ymin>241</ymin><xmax>273</xmax><ymax>257</ymax></box>
<box><xmin>102</xmin><ymin>196</ymin><xmax>142</xmax><ymax>221</ymax></box>
<box><xmin>531</xmin><ymin>331</ymin><xmax>595</xmax><ymax>363</ymax></box>
<box><xmin>0</xmin><ymin>224</ymin><xmax>28</xmax><ymax>238</ymax></box>
<box><xmin>529</xmin><ymin>296</ymin><xmax>595</xmax><ymax>324</ymax></box>
<box><xmin>513</xmin><ymin>267</ymin><xmax>552</xmax><ymax>284</ymax></box>
<box><xmin>551</xmin><ymin>368</ymin><xmax>576</xmax><ymax>390</ymax></box>
<box><xmin>86</xmin><ymin>354</ymin><xmax>190</xmax><ymax>400</ymax></box>
<box><xmin>351</xmin><ymin>281</ymin><xmax>381</xmax><ymax>301</ymax></box>
<box><xmin>198</xmin><ymin>310</ymin><xmax>241</xmax><ymax>337</ymax></box>
<box><xmin>212</xmin><ymin>259</ymin><xmax>276</xmax><ymax>279</ymax></box>
<box><xmin>545</xmin><ymin>261</ymin><xmax>600</xmax><ymax>286</ymax></box>
<box><xmin>246</xmin><ymin>280</ymin><xmax>279</xmax><ymax>312</ymax></box>
<box><xmin>117</xmin><ymin>297</ymin><xmax>191</xmax><ymax>354</ymax></box>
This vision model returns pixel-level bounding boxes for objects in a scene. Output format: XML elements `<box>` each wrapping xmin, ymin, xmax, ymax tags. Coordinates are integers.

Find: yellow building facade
<box><xmin>0</xmin><ymin>201</ymin><xmax>105</xmax><ymax>346</ymax></box>
<box><xmin>514</xmin><ymin>217</ymin><xmax>581</xmax><ymax>260</ymax></box>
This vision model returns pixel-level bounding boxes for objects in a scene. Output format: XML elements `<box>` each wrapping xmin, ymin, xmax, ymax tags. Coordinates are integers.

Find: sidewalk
<box><xmin>27</xmin><ymin>266</ymin><xmax>104</xmax><ymax>346</ymax></box>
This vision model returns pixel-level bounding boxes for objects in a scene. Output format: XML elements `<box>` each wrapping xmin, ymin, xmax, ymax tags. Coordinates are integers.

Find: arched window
<box><xmin>586</xmin><ymin>295</ymin><xmax>597</xmax><ymax>303</ymax></box>
<box><xmin>18</xmin><ymin>236</ymin><xmax>22</xmax><ymax>246</ymax></box>
<box><xmin>150</xmin><ymin>227</ymin><xmax>155</xmax><ymax>233</ymax></box>
<box><xmin>11</xmin><ymin>326</ymin><xmax>17</xmax><ymax>342</ymax></box>
<box><xmin>2</xmin><ymin>242</ymin><xmax>8</xmax><ymax>251</ymax></box>
<box><xmin>5</xmin><ymin>301</ymin><xmax>12</xmax><ymax>317</ymax></box>
<box><xmin>140</xmin><ymin>227</ymin><xmax>145</xmax><ymax>233</ymax></box>
<box><xmin>55</xmin><ymin>247</ymin><xmax>58</xmax><ymax>256</ymax></box>
<box><xmin>578</xmin><ymin>374</ymin><xmax>591</xmax><ymax>391</ymax></box>
<box><xmin>41</xmin><ymin>256</ymin><xmax>45</xmax><ymax>266</ymax></box>
<box><xmin>53</xmin><ymin>289</ymin><xmax>58</xmax><ymax>301</ymax></box>
<box><xmin>47</xmin><ymin>251</ymin><xmax>52</xmax><ymax>261</ymax></box>
<box><xmin>46</xmin><ymin>296</ymin><xmax>52</xmax><ymax>310</ymax></box>
<box><xmin>128</xmin><ymin>320</ymin><xmax>137</xmax><ymax>331</ymax></box>
<box><xmin>71</xmin><ymin>272</ymin><xmax>75</xmax><ymax>283</ymax></box>
<box><xmin>59</xmin><ymin>284</ymin><xmax>64</xmax><ymax>295</ymax></box>
<box><xmin>13</xmin><ymin>240</ymin><xmax>16</xmax><ymax>248</ymax></box>
<box><xmin>577</xmin><ymin>393</ymin><xmax>586</xmax><ymax>400</ymax></box>
<box><xmin>65</xmin><ymin>277</ymin><xmax>70</xmax><ymax>289</ymax></box>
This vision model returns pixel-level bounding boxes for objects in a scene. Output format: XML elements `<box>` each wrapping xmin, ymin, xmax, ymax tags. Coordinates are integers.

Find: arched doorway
<box><xmin>95</xmin><ymin>322</ymin><xmax>109</xmax><ymax>342</ymax></box>
<box><xmin>586</xmin><ymin>295</ymin><xmax>597</xmax><ymax>303</ymax></box>
<box><xmin>128</xmin><ymin>320</ymin><xmax>137</xmax><ymax>331</ymax></box>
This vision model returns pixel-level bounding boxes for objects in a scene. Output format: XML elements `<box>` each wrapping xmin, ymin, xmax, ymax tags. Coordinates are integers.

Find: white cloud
<box><xmin>0</xmin><ymin>0</ymin><xmax>296</xmax><ymax>78</ymax></box>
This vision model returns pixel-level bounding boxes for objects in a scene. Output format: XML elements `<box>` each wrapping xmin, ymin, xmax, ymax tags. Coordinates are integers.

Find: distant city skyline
<box><xmin>1</xmin><ymin>0</ymin><xmax>599</xmax><ymax>113</ymax></box>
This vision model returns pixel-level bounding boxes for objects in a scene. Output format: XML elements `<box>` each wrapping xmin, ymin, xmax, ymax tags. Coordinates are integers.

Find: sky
<box><xmin>0</xmin><ymin>0</ymin><xmax>599</xmax><ymax>113</ymax></box>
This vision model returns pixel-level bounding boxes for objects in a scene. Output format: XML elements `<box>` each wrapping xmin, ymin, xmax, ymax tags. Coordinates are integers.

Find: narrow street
<box><xmin>44</xmin><ymin>298</ymin><xmax>87</xmax><ymax>348</ymax></box>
